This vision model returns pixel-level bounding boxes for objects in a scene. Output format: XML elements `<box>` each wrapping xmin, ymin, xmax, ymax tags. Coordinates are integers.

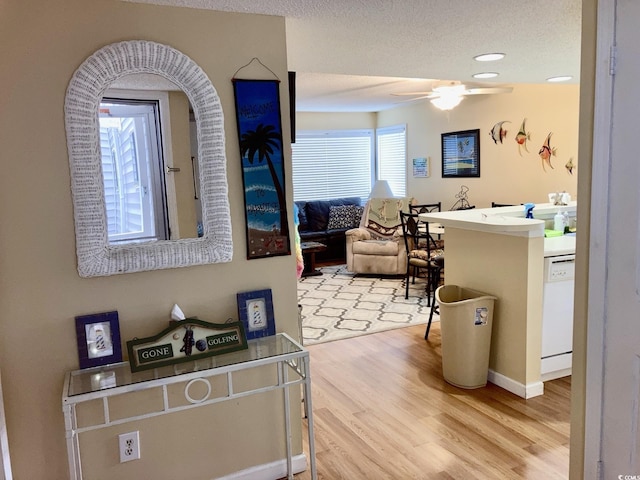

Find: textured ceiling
<box><xmin>126</xmin><ymin>0</ymin><xmax>582</xmax><ymax>112</ymax></box>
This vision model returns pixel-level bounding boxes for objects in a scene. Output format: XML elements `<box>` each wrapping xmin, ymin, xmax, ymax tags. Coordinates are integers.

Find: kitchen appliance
<box><xmin>541</xmin><ymin>254</ymin><xmax>575</xmax><ymax>381</ymax></box>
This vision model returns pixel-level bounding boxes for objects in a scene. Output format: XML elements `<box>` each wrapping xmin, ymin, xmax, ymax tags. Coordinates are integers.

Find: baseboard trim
<box><xmin>488</xmin><ymin>369</ymin><xmax>544</xmax><ymax>399</ymax></box>
<box><xmin>214</xmin><ymin>454</ymin><xmax>307</xmax><ymax>480</ymax></box>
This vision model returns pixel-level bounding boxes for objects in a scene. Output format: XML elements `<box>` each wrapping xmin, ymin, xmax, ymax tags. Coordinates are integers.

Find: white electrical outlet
<box><xmin>119</xmin><ymin>431</ymin><xmax>140</xmax><ymax>463</ymax></box>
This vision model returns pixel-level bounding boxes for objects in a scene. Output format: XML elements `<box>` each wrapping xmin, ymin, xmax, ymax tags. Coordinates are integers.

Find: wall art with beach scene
<box><xmin>233</xmin><ymin>79</ymin><xmax>291</xmax><ymax>260</ymax></box>
<box><xmin>441</xmin><ymin>129</ymin><xmax>480</xmax><ymax>178</ymax></box>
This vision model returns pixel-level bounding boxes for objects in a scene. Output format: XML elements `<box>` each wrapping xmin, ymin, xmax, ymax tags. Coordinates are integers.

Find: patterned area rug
<box><xmin>298</xmin><ymin>265</ymin><xmax>438</xmax><ymax>345</ymax></box>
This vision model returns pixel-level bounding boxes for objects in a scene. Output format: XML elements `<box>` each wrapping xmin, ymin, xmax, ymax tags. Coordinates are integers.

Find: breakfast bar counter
<box><xmin>421</xmin><ymin>202</ymin><xmax>577</xmax><ymax>398</ymax></box>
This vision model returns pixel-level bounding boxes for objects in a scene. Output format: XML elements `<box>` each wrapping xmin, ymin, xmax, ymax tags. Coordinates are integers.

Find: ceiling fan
<box><xmin>392</xmin><ymin>81</ymin><xmax>513</xmax><ymax>110</ymax></box>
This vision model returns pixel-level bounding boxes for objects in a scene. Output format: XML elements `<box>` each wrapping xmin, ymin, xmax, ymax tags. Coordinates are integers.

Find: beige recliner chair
<box><xmin>345</xmin><ymin>197</ymin><xmax>412</xmax><ymax>275</ymax></box>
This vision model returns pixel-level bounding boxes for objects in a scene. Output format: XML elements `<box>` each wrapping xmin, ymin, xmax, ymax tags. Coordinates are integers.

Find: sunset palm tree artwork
<box><xmin>233</xmin><ymin>79</ymin><xmax>291</xmax><ymax>259</ymax></box>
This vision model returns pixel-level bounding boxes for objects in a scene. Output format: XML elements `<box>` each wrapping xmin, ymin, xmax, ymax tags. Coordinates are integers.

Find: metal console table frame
<box><xmin>62</xmin><ymin>333</ymin><xmax>316</xmax><ymax>479</ymax></box>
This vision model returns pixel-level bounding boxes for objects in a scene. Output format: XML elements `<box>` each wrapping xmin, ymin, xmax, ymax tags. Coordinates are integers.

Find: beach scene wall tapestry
<box><xmin>233</xmin><ymin>79</ymin><xmax>291</xmax><ymax>260</ymax></box>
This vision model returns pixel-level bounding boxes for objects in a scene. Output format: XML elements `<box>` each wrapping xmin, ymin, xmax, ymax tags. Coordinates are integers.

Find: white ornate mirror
<box><xmin>64</xmin><ymin>40</ymin><xmax>232</xmax><ymax>277</ymax></box>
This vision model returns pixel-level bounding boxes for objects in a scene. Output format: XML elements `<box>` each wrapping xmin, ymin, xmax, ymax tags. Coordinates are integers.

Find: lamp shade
<box><xmin>369</xmin><ymin>180</ymin><xmax>394</xmax><ymax>198</ymax></box>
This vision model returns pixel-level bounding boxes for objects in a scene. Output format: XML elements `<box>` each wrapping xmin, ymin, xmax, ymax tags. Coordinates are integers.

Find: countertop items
<box><xmin>419</xmin><ymin>202</ymin><xmax>577</xmax><ymax>238</ymax></box>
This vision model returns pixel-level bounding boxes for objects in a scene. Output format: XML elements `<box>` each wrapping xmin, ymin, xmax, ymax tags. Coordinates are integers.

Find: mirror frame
<box><xmin>64</xmin><ymin>40</ymin><xmax>232</xmax><ymax>277</ymax></box>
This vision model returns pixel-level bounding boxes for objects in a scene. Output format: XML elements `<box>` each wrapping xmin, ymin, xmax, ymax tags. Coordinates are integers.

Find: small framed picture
<box><xmin>237</xmin><ymin>289</ymin><xmax>276</xmax><ymax>340</ymax></box>
<box><xmin>75</xmin><ymin>311</ymin><xmax>122</xmax><ymax>369</ymax></box>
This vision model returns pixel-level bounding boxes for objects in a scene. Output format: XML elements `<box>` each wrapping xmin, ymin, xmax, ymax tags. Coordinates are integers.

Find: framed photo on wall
<box><xmin>237</xmin><ymin>289</ymin><xmax>276</xmax><ymax>340</ymax></box>
<box><xmin>441</xmin><ymin>129</ymin><xmax>480</xmax><ymax>178</ymax></box>
<box><xmin>75</xmin><ymin>311</ymin><xmax>122</xmax><ymax>369</ymax></box>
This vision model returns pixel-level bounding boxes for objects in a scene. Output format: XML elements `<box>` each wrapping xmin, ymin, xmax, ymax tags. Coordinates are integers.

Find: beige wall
<box><xmin>297</xmin><ymin>111</ymin><xmax>377</xmax><ymax>130</ymax></box>
<box><xmin>380</xmin><ymin>83</ymin><xmax>580</xmax><ymax>209</ymax></box>
<box><xmin>298</xmin><ymin>85</ymin><xmax>579</xmax><ymax>209</ymax></box>
<box><xmin>0</xmin><ymin>1</ymin><xmax>299</xmax><ymax>478</ymax></box>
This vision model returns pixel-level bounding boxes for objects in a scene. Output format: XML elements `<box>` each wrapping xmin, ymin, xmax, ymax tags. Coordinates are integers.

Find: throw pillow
<box><xmin>351</xmin><ymin>205</ymin><xmax>365</xmax><ymax>227</ymax></box>
<box><xmin>327</xmin><ymin>205</ymin><xmax>355</xmax><ymax>229</ymax></box>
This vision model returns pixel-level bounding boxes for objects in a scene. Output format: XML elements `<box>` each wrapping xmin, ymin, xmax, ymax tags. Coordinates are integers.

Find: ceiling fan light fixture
<box><xmin>473</xmin><ymin>72</ymin><xmax>499</xmax><ymax>79</ymax></box>
<box><xmin>430</xmin><ymin>94</ymin><xmax>463</xmax><ymax>111</ymax></box>
<box><xmin>474</xmin><ymin>53</ymin><xmax>505</xmax><ymax>62</ymax></box>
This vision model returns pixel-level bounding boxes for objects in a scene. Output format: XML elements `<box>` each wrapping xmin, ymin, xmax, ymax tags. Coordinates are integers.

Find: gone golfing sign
<box><xmin>127</xmin><ymin>319</ymin><xmax>248</xmax><ymax>373</ymax></box>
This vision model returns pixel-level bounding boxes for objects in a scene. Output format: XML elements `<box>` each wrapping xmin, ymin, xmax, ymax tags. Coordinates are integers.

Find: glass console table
<box><xmin>62</xmin><ymin>333</ymin><xmax>316</xmax><ymax>480</ymax></box>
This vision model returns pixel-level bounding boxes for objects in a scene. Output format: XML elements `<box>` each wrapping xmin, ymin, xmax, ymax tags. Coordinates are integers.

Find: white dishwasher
<box><xmin>541</xmin><ymin>254</ymin><xmax>575</xmax><ymax>381</ymax></box>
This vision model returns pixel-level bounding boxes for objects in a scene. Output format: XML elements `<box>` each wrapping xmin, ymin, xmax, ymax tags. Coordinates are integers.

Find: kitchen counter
<box><xmin>419</xmin><ymin>201</ymin><xmax>577</xmax><ymax>399</ymax></box>
<box><xmin>420</xmin><ymin>202</ymin><xmax>576</xmax><ymax>237</ymax></box>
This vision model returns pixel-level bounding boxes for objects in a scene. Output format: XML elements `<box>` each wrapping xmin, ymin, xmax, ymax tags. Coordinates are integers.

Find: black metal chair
<box><xmin>410</xmin><ymin>202</ymin><xmax>443</xmax><ymax>248</ymax></box>
<box><xmin>409</xmin><ymin>202</ymin><xmax>441</xmax><ymax>216</ymax></box>
<box><xmin>425</xmin><ymin>254</ymin><xmax>444</xmax><ymax>340</ymax></box>
<box><xmin>399</xmin><ymin>212</ymin><xmax>443</xmax><ymax>308</ymax></box>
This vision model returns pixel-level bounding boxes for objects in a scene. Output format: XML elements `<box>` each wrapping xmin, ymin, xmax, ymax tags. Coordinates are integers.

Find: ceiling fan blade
<box><xmin>390</xmin><ymin>91</ymin><xmax>437</xmax><ymax>97</ymax></box>
<box><xmin>394</xmin><ymin>94</ymin><xmax>433</xmax><ymax>103</ymax></box>
<box><xmin>464</xmin><ymin>86</ymin><xmax>513</xmax><ymax>95</ymax></box>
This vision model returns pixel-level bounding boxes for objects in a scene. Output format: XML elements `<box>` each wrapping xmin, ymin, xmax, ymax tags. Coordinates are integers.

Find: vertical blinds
<box><xmin>291</xmin><ymin>130</ymin><xmax>373</xmax><ymax>201</ymax></box>
<box><xmin>376</xmin><ymin>124</ymin><xmax>407</xmax><ymax>197</ymax></box>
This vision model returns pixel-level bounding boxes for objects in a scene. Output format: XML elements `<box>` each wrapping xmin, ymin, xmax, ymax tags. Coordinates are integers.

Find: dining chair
<box><xmin>409</xmin><ymin>202</ymin><xmax>441</xmax><ymax>216</ymax></box>
<box><xmin>399</xmin><ymin>212</ymin><xmax>444</xmax><ymax>306</ymax></box>
<box><xmin>425</xmin><ymin>253</ymin><xmax>444</xmax><ymax>340</ymax></box>
<box><xmin>410</xmin><ymin>202</ymin><xmax>443</xmax><ymax>248</ymax></box>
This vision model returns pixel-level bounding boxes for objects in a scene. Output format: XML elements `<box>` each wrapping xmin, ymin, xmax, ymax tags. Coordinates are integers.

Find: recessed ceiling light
<box><xmin>474</xmin><ymin>53</ymin><xmax>505</xmax><ymax>62</ymax></box>
<box><xmin>546</xmin><ymin>75</ymin><xmax>573</xmax><ymax>82</ymax></box>
<box><xmin>472</xmin><ymin>72</ymin><xmax>499</xmax><ymax>79</ymax></box>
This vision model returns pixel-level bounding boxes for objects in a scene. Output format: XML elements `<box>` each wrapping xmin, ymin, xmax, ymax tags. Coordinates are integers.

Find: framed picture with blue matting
<box><xmin>237</xmin><ymin>289</ymin><xmax>276</xmax><ymax>340</ymax></box>
<box><xmin>75</xmin><ymin>311</ymin><xmax>122</xmax><ymax>369</ymax></box>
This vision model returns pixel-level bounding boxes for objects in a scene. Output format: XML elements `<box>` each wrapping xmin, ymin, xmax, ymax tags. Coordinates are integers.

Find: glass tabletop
<box><xmin>66</xmin><ymin>333</ymin><xmax>303</xmax><ymax>397</ymax></box>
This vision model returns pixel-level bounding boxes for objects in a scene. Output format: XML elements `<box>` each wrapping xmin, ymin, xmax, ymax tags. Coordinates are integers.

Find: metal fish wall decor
<box><xmin>565</xmin><ymin>157</ymin><xmax>575</xmax><ymax>174</ymax></box>
<box><xmin>515</xmin><ymin>118</ymin><xmax>531</xmax><ymax>156</ymax></box>
<box><xmin>489</xmin><ymin>121</ymin><xmax>510</xmax><ymax>144</ymax></box>
<box><xmin>538</xmin><ymin>132</ymin><xmax>557</xmax><ymax>172</ymax></box>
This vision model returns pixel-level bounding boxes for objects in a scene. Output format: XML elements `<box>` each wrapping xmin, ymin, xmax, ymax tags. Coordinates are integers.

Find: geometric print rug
<box><xmin>298</xmin><ymin>264</ymin><xmax>438</xmax><ymax>345</ymax></box>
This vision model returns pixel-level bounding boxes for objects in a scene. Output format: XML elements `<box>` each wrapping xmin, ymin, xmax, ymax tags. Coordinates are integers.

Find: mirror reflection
<box><xmin>101</xmin><ymin>74</ymin><xmax>202</xmax><ymax>244</ymax></box>
<box><xmin>65</xmin><ymin>40</ymin><xmax>232</xmax><ymax>277</ymax></box>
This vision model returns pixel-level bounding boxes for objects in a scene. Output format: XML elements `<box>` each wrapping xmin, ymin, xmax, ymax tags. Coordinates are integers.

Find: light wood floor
<box><xmin>295</xmin><ymin>322</ymin><xmax>570</xmax><ymax>479</ymax></box>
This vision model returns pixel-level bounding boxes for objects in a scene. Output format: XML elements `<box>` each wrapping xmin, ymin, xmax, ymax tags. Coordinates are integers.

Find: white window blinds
<box><xmin>291</xmin><ymin>130</ymin><xmax>373</xmax><ymax>201</ymax></box>
<box><xmin>376</xmin><ymin>124</ymin><xmax>407</xmax><ymax>197</ymax></box>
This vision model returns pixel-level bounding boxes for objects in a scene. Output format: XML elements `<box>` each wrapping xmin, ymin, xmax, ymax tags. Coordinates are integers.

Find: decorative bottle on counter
<box><xmin>554</xmin><ymin>210</ymin><xmax>566</xmax><ymax>231</ymax></box>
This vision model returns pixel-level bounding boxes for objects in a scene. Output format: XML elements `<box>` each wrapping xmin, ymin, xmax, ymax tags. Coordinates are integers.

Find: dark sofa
<box><xmin>295</xmin><ymin>197</ymin><xmax>363</xmax><ymax>262</ymax></box>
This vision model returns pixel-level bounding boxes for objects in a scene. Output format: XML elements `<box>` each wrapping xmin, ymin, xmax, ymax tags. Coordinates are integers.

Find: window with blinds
<box><xmin>291</xmin><ymin>130</ymin><xmax>374</xmax><ymax>201</ymax></box>
<box><xmin>376</xmin><ymin>124</ymin><xmax>407</xmax><ymax>197</ymax></box>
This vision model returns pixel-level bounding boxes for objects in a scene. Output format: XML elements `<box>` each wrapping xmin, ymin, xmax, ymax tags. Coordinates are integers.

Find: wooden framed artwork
<box><xmin>441</xmin><ymin>129</ymin><xmax>480</xmax><ymax>178</ymax></box>
<box><xmin>75</xmin><ymin>311</ymin><xmax>122</xmax><ymax>369</ymax></box>
<box><xmin>237</xmin><ymin>289</ymin><xmax>276</xmax><ymax>340</ymax></box>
